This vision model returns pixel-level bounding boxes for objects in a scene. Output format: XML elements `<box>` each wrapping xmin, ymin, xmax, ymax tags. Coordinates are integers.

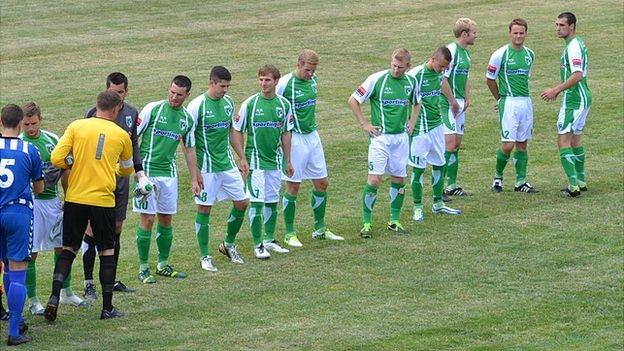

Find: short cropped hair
<box><xmin>434</xmin><ymin>46</ymin><xmax>452</xmax><ymax>62</ymax></box>
<box><xmin>558</xmin><ymin>12</ymin><xmax>577</xmax><ymax>28</ymax></box>
<box><xmin>210</xmin><ymin>66</ymin><xmax>232</xmax><ymax>82</ymax></box>
<box><xmin>391</xmin><ymin>48</ymin><xmax>411</xmax><ymax>63</ymax></box>
<box><xmin>22</xmin><ymin>101</ymin><xmax>41</xmax><ymax>118</ymax></box>
<box><xmin>1</xmin><ymin>104</ymin><xmax>24</xmax><ymax>129</ymax></box>
<box><xmin>96</xmin><ymin>90</ymin><xmax>122</xmax><ymax>112</ymax></box>
<box><xmin>106</xmin><ymin>72</ymin><xmax>128</xmax><ymax>89</ymax></box>
<box><xmin>172</xmin><ymin>75</ymin><xmax>192</xmax><ymax>92</ymax></box>
<box><xmin>453</xmin><ymin>18</ymin><xmax>476</xmax><ymax>38</ymax></box>
<box><xmin>298</xmin><ymin>49</ymin><xmax>319</xmax><ymax>65</ymax></box>
<box><xmin>258</xmin><ymin>64</ymin><xmax>281</xmax><ymax>80</ymax></box>
<box><xmin>509</xmin><ymin>18</ymin><xmax>528</xmax><ymax>32</ymax></box>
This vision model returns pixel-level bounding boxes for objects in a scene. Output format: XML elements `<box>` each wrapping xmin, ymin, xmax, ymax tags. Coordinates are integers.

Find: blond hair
<box><xmin>453</xmin><ymin>18</ymin><xmax>476</xmax><ymax>38</ymax></box>
<box><xmin>298</xmin><ymin>49</ymin><xmax>319</xmax><ymax>65</ymax></box>
<box><xmin>391</xmin><ymin>48</ymin><xmax>411</xmax><ymax>63</ymax></box>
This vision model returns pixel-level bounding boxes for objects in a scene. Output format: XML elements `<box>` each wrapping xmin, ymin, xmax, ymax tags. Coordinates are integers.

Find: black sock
<box><xmin>51</xmin><ymin>250</ymin><xmax>76</xmax><ymax>301</ymax></box>
<box><xmin>99</xmin><ymin>255</ymin><xmax>116</xmax><ymax>311</ymax></box>
<box><xmin>113</xmin><ymin>232</ymin><xmax>121</xmax><ymax>280</ymax></box>
<box><xmin>82</xmin><ymin>235</ymin><xmax>97</xmax><ymax>281</ymax></box>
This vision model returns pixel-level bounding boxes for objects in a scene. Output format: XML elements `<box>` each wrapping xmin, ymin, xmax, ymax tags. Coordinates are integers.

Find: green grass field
<box><xmin>1</xmin><ymin>1</ymin><xmax>623</xmax><ymax>350</ymax></box>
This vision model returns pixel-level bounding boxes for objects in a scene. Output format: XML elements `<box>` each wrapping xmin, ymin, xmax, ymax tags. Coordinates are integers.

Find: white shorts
<box><xmin>32</xmin><ymin>198</ymin><xmax>63</xmax><ymax>252</ymax></box>
<box><xmin>283</xmin><ymin>131</ymin><xmax>328</xmax><ymax>182</ymax></box>
<box><xmin>368</xmin><ymin>133</ymin><xmax>409</xmax><ymax>177</ymax></box>
<box><xmin>557</xmin><ymin>106</ymin><xmax>589</xmax><ymax>135</ymax></box>
<box><xmin>498</xmin><ymin>96</ymin><xmax>533</xmax><ymax>142</ymax></box>
<box><xmin>132</xmin><ymin>176</ymin><xmax>178</xmax><ymax>215</ymax></box>
<box><xmin>246</xmin><ymin>170</ymin><xmax>282</xmax><ymax>203</ymax></box>
<box><xmin>195</xmin><ymin>169</ymin><xmax>247</xmax><ymax>206</ymax></box>
<box><xmin>442</xmin><ymin>98</ymin><xmax>466</xmax><ymax>135</ymax></box>
<box><xmin>408</xmin><ymin>125</ymin><xmax>446</xmax><ymax>168</ymax></box>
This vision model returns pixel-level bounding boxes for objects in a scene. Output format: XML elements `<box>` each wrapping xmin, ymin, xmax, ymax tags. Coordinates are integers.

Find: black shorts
<box><xmin>114</xmin><ymin>175</ymin><xmax>130</xmax><ymax>221</ymax></box>
<box><xmin>63</xmin><ymin>202</ymin><xmax>115</xmax><ymax>251</ymax></box>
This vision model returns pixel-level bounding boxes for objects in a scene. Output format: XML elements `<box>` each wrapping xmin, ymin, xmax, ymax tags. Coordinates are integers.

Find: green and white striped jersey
<box><xmin>442</xmin><ymin>41</ymin><xmax>471</xmax><ymax>100</ymax></box>
<box><xmin>276</xmin><ymin>72</ymin><xmax>318</xmax><ymax>134</ymax></box>
<box><xmin>351</xmin><ymin>70</ymin><xmax>417</xmax><ymax>134</ymax></box>
<box><xmin>187</xmin><ymin>93</ymin><xmax>236</xmax><ymax>173</ymax></box>
<box><xmin>561</xmin><ymin>36</ymin><xmax>592</xmax><ymax>109</ymax></box>
<box><xmin>233</xmin><ymin>93</ymin><xmax>294</xmax><ymax>170</ymax></box>
<box><xmin>20</xmin><ymin>129</ymin><xmax>59</xmax><ymax>199</ymax></box>
<box><xmin>486</xmin><ymin>44</ymin><xmax>535</xmax><ymax>97</ymax></box>
<box><xmin>408</xmin><ymin>63</ymin><xmax>443</xmax><ymax>135</ymax></box>
<box><xmin>137</xmin><ymin>100</ymin><xmax>195</xmax><ymax>177</ymax></box>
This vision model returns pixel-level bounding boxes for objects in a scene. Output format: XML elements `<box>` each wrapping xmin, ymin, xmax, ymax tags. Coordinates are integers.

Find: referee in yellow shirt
<box><xmin>45</xmin><ymin>91</ymin><xmax>133</xmax><ymax>321</ymax></box>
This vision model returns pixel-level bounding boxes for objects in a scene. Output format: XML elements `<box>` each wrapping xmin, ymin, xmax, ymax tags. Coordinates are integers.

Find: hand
<box><xmin>190</xmin><ymin>178</ymin><xmax>201</xmax><ymax>196</ymax></box>
<box><xmin>362</xmin><ymin>122</ymin><xmax>381</xmax><ymax>137</ymax></box>
<box><xmin>451</xmin><ymin>100</ymin><xmax>460</xmax><ymax>116</ymax></box>
<box><xmin>285</xmin><ymin>161</ymin><xmax>295</xmax><ymax>178</ymax></box>
<box><xmin>238</xmin><ymin>159</ymin><xmax>250</xmax><ymax>180</ymax></box>
<box><xmin>541</xmin><ymin>87</ymin><xmax>559</xmax><ymax>101</ymax></box>
<box><xmin>463</xmin><ymin>98</ymin><xmax>470</xmax><ymax>112</ymax></box>
<box><xmin>196</xmin><ymin>174</ymin><xmax>204</xmax><ymax>190</ymax></box>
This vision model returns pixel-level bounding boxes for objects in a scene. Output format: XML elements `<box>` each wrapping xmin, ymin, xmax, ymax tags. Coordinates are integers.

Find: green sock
<box><xmin>389</xmin><ymin>182</ymin><xmax>405</xmax><ymax>222</ymax></box>
<box><xmin>225</xmin><ymin>207</ymin><xmax>246</xmax><ymax>246</ymax></box>
<box><xmin>263</xmin><ymin>202</ymin><xmax>278</xmax><ymax>243</ymax></box>
<box><xmin>514</xmin><ymin>150</ymin><xmax>528</xmax><ymax>186</ymax></box>
<box><xmin>445</xmin><ymin>150</ymin><xmax>459</xmax><ymax>190</ymax></box>
<box><xmin>26</xmin><ymin>260</ymin><xmax>37</xmax><ymax>299</ymax></box>
<box><xmin>560</xmin><ymin>147</ymin><xmax>578</xmax><ymax>187</ymax></box>
<box><xmin>432</xmin><ymin>165</ymin><xmax>444</xmax><ymax>203</ymax></box>
<box><xmin>136</xmin><ymin>227</ymin><xmax>152</xmax><ymax>267</ymax></box>
<box><xmin>311</xmin><ymin>190</ymin><xmax>327</xmax><ymax>231</ymax></box>
<box><xmin>282</xmin><ymin>192</ymin><xmax>297</xmax><ymax>233</ymax></box>
<box><xmin>249</xmin><ymin>202</ymin><xmax>264</xmax><ymax>246</ymax></box>
<box><xmin>53</xmin><ymin>251</ymin><xmax>72</xmax><ymax>289</ymax></box>
<box><xmin>495</xmin><ymin>148</ymin><xmax>510</xmax><ymax>178</ymax></box>
<box><xmin>573</xmin><ymin>146</ymin><xmax>586</xmax><ymax>184</ymax></box>
<box><xmin>156</xmin><ymin>224</ymin><xmax>173</xmax><ymax>268</ymax></box>
<box><xmin>411</xmin><ymin>167</ymin><xmax>425</xmax><ymax>206</ymax></box>
<box><xmin>362</xmin><ymin>183</ymin><xmax>378</xmax><ymax>225</ymax></box>
<box><xmin>195</xmin><ymin>212</ymin><xmax>210</xmax><ymax>257</ymax></box>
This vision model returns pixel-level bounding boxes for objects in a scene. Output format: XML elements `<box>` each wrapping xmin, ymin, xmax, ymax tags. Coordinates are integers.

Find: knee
<box><xmin>140</xmin><ymin>214</ymin><xmax>155</xmax><ymax>230</ymax></box>
<box><xmin>314</xmin><ymin>178</ymin><xmax>329</xmax><ymax>192</ymax></box>
<box><xmin>157</xmin><ymin>214</ymin><xmax>172</xmax><ymax>228</ymax></box>
<box><xmin>234</xmin><ymin>199</ymin><xmax>249</xmax><ymax>211</ymax></box>
<box><xmin>286</xmin><ymin>181</ymin><xmax>301</xmax><ymax>195</ymax></box>
<box><xmin>367</xmin><ymin>175</ymin><xmax>382</xmax><ymax>187</ymax></box>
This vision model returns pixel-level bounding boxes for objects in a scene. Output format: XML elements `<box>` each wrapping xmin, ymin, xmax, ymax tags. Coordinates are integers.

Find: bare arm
<box><xmin>486</xmin><ymin>78</ymin><xmax>500</xmax><ymax>101</ymax></box>
<box><xmin>181</xmin><ymin>144</ymin><xmax>201</xmax><ymax>195</ymax></box>
<box><xmin>541</xmin><ymin>71</ymin><xmax>582</xmax><ymax>101</ymax></box>
<box><xmin>348</xmin><ymin>96</ymin><xmax>379</xmax><ymax>136</ymax></box>
<box><xmin>441</xmin><ymin>78</ymin><xmax>460</xmax><ymax>115</ymax></box>
<box><xmin>407</xmin><ymin>103</ymin><xmax>421</xmax><ymax>135</ymax></box>
<box><xmin>281</xmin><ymin>131</ymin><xmax>294</xmax><ymax>177</ymax></box>
<box><xmin>464</xmin><ymin>79</ymin><xmax>471</xmax><ymax>111</ymax></box>
<box><xmin>230</xmin><ymin>129</ymin><xmax>249</xmax><ymax>179</ymax></box>
<box><xmin>32</xmin><ymin>179</ymin><xmax>45</xmax><ymax>195</ymax></box>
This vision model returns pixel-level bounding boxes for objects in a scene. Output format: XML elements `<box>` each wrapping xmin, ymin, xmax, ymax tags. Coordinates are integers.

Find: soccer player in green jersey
<box><xmin>187</xmin><ymin>66</ymin><xmax>249</xmax><ymax>270</ymax></box>
<box><xmin>541</xmin><ymin>12</ymin><xmax>592</xmax><ymax>197</ymax></box>
<box><xmin>348</xmin><ymin>48</ymin><xmax>418</xmax><ymax>238</ymax></box>
<box><xmin>407</xmin><ymin>47</ymin><xmax>462</xmax><ymax>222</ymax></box>
<box><xmin>486</xmin><ymin>18</ymin><xmax>538</xmax><ymax>194</ymax></box>
<box><xmin>277</xmin><ymin>49</ymin><xmax>344</xmax><ymax>247</ymax></box>
<box><xmin>232</xmin><ymin>64</ymin><xmax>295</xmax><ymax>259</ymax></box>
<box><xmin>20</xmin><ymin>102</ymin><xmax>87</xmax><ymax>314</ymax></box>
<box><xmin>133</xmin><ymin>75</ymin><xmax>201</xmax><ymax>283</ymax></box>
<box><xmin>441</xmin><ymin>18</ymin><xmax>477</xmax><ymax>197</ymax></box>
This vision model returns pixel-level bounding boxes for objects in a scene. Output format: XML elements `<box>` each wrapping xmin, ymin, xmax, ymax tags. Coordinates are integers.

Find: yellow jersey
<box><xmin>51</xmin><ymin>117</ymin><xmax>133</xmax><ymax>207</ymax></box>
